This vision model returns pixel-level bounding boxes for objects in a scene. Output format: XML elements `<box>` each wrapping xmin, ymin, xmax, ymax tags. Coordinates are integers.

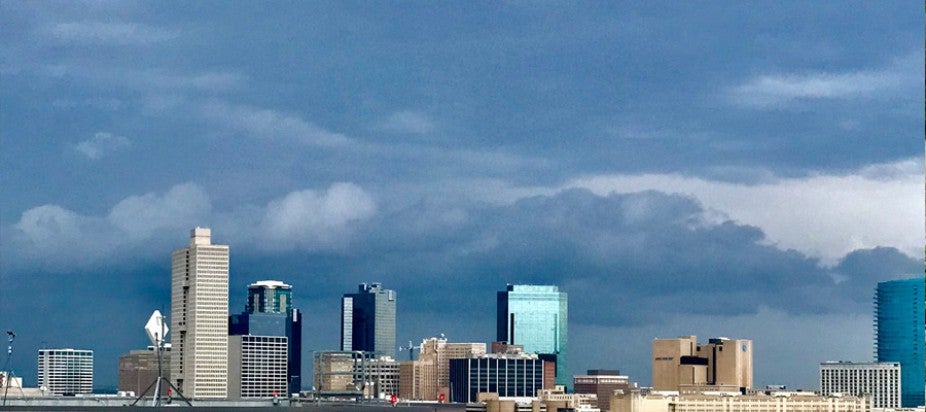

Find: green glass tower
<box><xmin>497</xmin><ymin>284</ymin><xmax>568</xmax><ymax>387</ymax></box>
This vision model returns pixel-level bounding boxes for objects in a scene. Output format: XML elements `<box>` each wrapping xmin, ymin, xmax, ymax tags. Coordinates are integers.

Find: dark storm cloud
<box><xmin>1</xmin><ymin>1</ymin><xmax>921</xmax><ymax>391</ymax></box>
<box><xmin>833</xmin><ymin>246</ymin><xmax>923</xmax><ymax>305</ymax></box>
<box><xmin>348</xmin><ymin>189</ymin><xmax>888</xmax><ymax>326</ymax></box>
<box><xmin>1</xmin><ymin>187</ymin><xmax>918</xmax><ymax>387</ymax></box>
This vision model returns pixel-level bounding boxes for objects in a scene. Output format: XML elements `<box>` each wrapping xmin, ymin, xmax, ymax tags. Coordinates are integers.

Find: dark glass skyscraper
<box><xmin>229</xmin><ymin>280</ymin><xmax>302</xmax><ymax>394</ymax></box>
<box><xmin>341</xmin><ymin>283</ymin><xmax>396</xmax><ymax>358</ymax></box>
<box><xmin>497</xmin><ymin>284</ymin><xmax>568</xmax><ymax>387</ymax></box>
<box><xmin>875</xmin><ymin>277</ymin><xmax>924</xmax><ymax>407</ymax></box>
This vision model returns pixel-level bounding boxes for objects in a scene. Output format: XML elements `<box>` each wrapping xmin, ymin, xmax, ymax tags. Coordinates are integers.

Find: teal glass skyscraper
<box><xmin>497</xmin><ymin>284</ymin><xmax>568</xmax><ymax>387</ymax></box>
<box><xmin>875</xmin><ymin>277</ymin><xmax>924</xmax><ymax>407</ymax></box>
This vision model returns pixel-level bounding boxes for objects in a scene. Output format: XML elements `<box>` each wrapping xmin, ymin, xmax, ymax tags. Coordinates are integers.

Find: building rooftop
<box><xmin>250</xmin><ymin>280</ymin><xmax>292</xmax><ymax>289</ymax></box>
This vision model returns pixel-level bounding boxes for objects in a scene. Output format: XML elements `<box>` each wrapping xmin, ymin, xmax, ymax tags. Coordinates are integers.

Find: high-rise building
<box><xmin>449</xmin><ymin>352</ymin><xmax>552</xmax><ymax>403</ymax></box>
<box><xmin>341</xmin><ymin>283</ymin><xmax>396</xmax><ymax>358</ymax></box>
<box><xmin>652</xmin><ymin>335</ymin><xmax>753</xmax><ymax>392</ymax></box>
<box><xmin>37</xmin><ymin>349</ymin><xmax>93</xmax><ymax>395</ymax></box>
<box><xmin>118</xmin><ymin>345</ymin><xmax>171</xmax><ymax>397</ymax></box>
<box><xmin>652</xmin><ymin>336</ymin><xmax>698</xmax><ymax>391</ymax></box>
<box><xmin>169</xmin><ymin>227</ymin><xmax>229</xmax><ymax>399</ymax></box>
<box><xmin>819</xmin><ymin>361</ymin><xmax>901</xmax><ymax>409</ymax></box>
<box><xmin>246</xmin><ymin>280</ymin><xmax>292</xmax><ymax>314</ymax></box>
<box><xmin>229</xmin><ymin>280</ymin><xmax>302</xmax><ymax>394</ymax></box>
<box><xmin>496</xmin><ymin>284</ymin><xmax>568</xmax><ymax>387</ymax></box>
<box><xmin>573</xmin><ymin>370</ymin><xmax>634</xmax><ymax>411</ymax></box>
<box><xmin>228</xmin><ymin>335</ymin><xmax>288</xmax><ymax>399</ymax></box>
<box><xmin>875</xmin><ymin>277</ymin><xmax>925</xmax><ymax>407</ymax></box>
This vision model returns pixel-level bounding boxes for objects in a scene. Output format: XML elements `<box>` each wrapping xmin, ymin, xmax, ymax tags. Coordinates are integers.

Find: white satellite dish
<box><xmin>144</xmin><ymin>310</ymin><xmax>168</xmax><ymax>346</ymax></box>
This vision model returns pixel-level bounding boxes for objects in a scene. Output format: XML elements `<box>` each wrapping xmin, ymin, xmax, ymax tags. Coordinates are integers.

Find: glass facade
<box><xmin>497</xmin><ymin>285</ymin><xmax>568</xmax><ymax>387</ymax></box>
<box><xmin>246</xmin><ymin>280</ymin><xmax>293</xmax><ymax>314</ymax></box>
<box><xmin>875</xmin><ymin>277</ymin><xmax>925</xmax><ymax>407</ymax></box>
<box><xmin>449</xmin><ymin>356</ymin><xmax>546</xmax><ymax>403</ymax></box>
<box><xmin>341</xmin><ymin>283</ymin><xmax>396</xmax><ymax>359</ymax></box>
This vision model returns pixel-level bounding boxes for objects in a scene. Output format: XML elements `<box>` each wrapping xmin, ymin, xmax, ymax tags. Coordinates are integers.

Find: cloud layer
<box><xmin>75</xmin><ymin>132</ymin><xmax>131</xmax><ymax>159</ymax></box>
<box><xmin>565</xmin><ymin>158</ymin><xmax>924</xmax><ymax>263</ymax></box>
<box><xmin>3</xmin><ymin>182</ymin><xmax>378</xmax><ymax>271</ymax></box>
<box><xmin>729</xmin><ymin>53</ymin><xmax>922</xmax><ymax>108</ymax></box>
<box><xmin>48</xmin><ymin>22</ymin><xmax>179</xmax><ymax>45</ymax></box>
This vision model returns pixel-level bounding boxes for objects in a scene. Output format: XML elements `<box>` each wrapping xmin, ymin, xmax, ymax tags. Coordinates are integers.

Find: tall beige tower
<box><xmin>652</xmin><ymin>336</ymin><xmax>697</xmax><ymax>391</ymax></box>
<box><xmin>170</xmin><ymin>227</ymin><xmax>229</xmax><ymax>399</ymax></box>
<box><xmin>701</xmin><ymin>338</ymin><xmax>752</xmax><ymax>389</ymax></box>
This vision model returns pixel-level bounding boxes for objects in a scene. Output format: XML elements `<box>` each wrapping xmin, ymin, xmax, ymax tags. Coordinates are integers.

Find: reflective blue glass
<box><xmin>497</xmin><ymin>285</ymin><xmax>568</xmax><ymax>387</ymax></box>
<box><xmin>875</xmin><ymin>277</ymin><xmax>924</xmax><ymax>407</ymax></box>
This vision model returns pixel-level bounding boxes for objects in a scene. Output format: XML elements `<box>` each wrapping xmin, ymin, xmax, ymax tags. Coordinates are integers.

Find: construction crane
<box><xmin>398</xmin><ymin>340</ymin><xmax>421</xmax><ymax>361</ymax></box>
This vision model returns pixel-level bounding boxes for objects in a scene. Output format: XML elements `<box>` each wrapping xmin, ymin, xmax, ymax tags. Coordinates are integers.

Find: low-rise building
<box><xmin>228</xmin><ymin>335</ymin><xmax>288</xmax><ymax>399</ymax></box>
<box><xmin>118</xmin><ymin>345</ymin><xmax>171</xmax><ymax>397</ymax></box>
<box><xmin>574</xmin><ymin>370</ymin><xmax>634</xmax><ymax>411</ymax></box>
<box><xmin>820</xmin><ymin>361</ymin><xmax>901</xmax><ymax>409</ymax></box>
<box><xmin>611</xmin><ymin>389</ymin><xmax>871</xmax><ymax>412</ymax></box>
<box><xmin>38</xmin><ymin>348</ymin><xmax>93</xmax><ymax>395</ymax></box>
<box><xmin>449</xmin><ymin>352</ymin><xmax>552</xmax><ymax>404</ymax></box>
<box><xmin>313</xmin><ymin>351</ymin><xmax>399</xmax><ymax>399</ymax></box>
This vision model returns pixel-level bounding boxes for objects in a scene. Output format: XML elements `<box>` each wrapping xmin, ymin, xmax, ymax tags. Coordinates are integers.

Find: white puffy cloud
<box><xmin>563</xmin><ymin>157</ymin><xmax>924</xmax><ymax>264</ymax></box>
<box><xmin>74</xmin><ymin>132</ymin><xmax>130</xmax><ymax>159</ymax></box>
<box><xmin>260</xmin><ymin>183</ymin><xmax>377</xmax><ymax>250</ymax></box>
<box><xmin>5</xmin><ymin>183</ymin><xmax>210</xmax><ymax>269</ymax></box>
<box><xmin>14</xmin><ymin>205</ymin><xmax>83</xmax><ymax>244</ymax></box>
<box><xmin>108</xmin><ymin>183</ymin><xmax>212</xmax><ymax>238</ymax></box>
<box><xmin>2</xmin><ymin>181</ymin><xmax>377</xmax><ymax>270</ymax></box>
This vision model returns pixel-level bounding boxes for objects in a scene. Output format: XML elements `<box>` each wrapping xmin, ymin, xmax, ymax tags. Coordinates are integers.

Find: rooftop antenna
<box><xmin>131</xmin><ymin>311</ymin><xmax>191</xmax><ymax>407</ymax></box>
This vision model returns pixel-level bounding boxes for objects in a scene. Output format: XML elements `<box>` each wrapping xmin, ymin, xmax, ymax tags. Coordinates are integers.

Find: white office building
<box><xmin>170</xmin><ymin>227</ymin><xmax>230</xmax><ymax>399</ymax></box>
<box><xmin>37</xmin><ymin>349</ymin><xmax>93</xmax><ymax>395</ymax></box>
<box><xmin>820</xmin><ymin>361</ymin><xmax>901</xmax><ymax>409</ymax></box>
<box><xmin>228</xmin><ymin>335</ymin><xmax>288</xmax><ymax>399</ymax></box>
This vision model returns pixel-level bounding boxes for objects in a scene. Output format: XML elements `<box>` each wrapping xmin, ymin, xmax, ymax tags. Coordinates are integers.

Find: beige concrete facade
<box><xmin>701</xmin><ymin>338</ymin><xmax>752</xmax><ymax>389</ymax></box>
<box><xmin>313</xmin><ymin>352</ymin><xmax>355</xmax><ymax>391</ymax></box>
<box><xmin>574</xmin><ymin>371</ymin><xmax>633</xmax><ymax>411</ymax></box>
<box><xmin>652</xmin><ymin>336</ymin><xmax>752</xmax><ymax>391</ymax></box>
<box><xmin>169</xmin><ymin>227</ymin><xmax>229</xmax><ymax>399</ymax></box>
<box><xmin>652</xmin><ymin>336</ymin><xmax>697</xmax><ymax>391</ymax></box>
<box><xmin>610</xmin><ymin>390</ymin><xmax>871</xmax><ymax>412</ymax></box>
<box><xmin>402</xmin><ymin>337</ymin><xmax>486</xmax><ymax>400</ymax></box>
<box><xmin>538</xmin><ymin>388</ymin><xmax>600</xmax><ymax>412</ymax></box>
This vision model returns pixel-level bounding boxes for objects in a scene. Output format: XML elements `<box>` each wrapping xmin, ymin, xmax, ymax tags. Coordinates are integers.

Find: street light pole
<box><xmin>2</xmin><ymin>331</ymin><xmax>16</xmax><ymax>406</ymax></box>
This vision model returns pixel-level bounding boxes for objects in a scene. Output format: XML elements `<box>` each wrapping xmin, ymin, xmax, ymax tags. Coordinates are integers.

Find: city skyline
<box><xmin>1</xmin><ymin>225</ymin><xmax>923</xmax><ymax>395</ymax></box>
<box><xmin>1</xmin><ymin>2</ymin><xmax>923</xmax><ymax>391</ymax></box>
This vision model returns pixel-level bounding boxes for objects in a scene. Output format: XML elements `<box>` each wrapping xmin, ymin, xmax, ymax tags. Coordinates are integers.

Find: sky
<box><xmin>0</xmin><ymin>1</ymin><xmax>923</xmax><ymax>391</ymax></box>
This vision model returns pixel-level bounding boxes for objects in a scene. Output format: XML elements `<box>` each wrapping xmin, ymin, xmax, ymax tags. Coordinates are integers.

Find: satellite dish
<box><xmin>144</xmin><ymin>310</ymin><xmax>169</xmax><ymax>346</ymax></box>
